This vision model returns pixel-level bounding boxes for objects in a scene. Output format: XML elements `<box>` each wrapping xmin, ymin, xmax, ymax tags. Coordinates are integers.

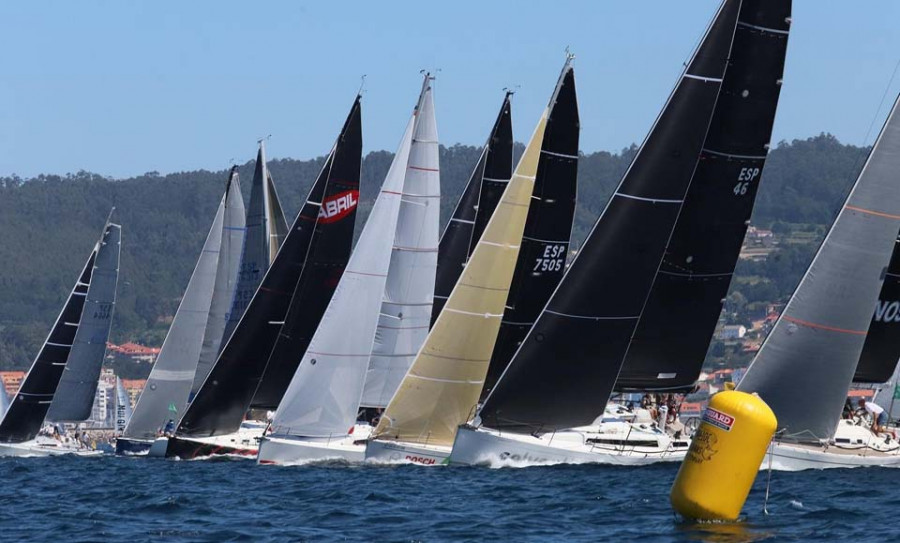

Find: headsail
<box><xmin>361</xmin><ymin>75</ymin><xmax>441</xmax><ymax>408</ymax></box>
<box><xmin>191</xmin><ymin>168</ymin><xmax>246</xmax><ymax>396</ymax></box>
<box><xmin>46</xmin><ymin>216</ymin><xmax>121</xmax><ymax>422</ymax></box>
<box><xmin>115</xmin><ymin>378</ymin><xmax>132</xmax><ymax>435</ymax></box>
<box><xmin>177</xmin><ymin>97</ymin><xmax>362</xmax><ymax>437</ymax></box>
<box><xmin>126</xmin><ymin>173</ymin><xmax>243</xmax><ymax>440</ymax></box>
<box><xmin>222</xmin><ymin>142</ymin><xmax>288</xmax><ymax>343</ymax></box>
<box><xmin>271</xmin><ymin>114</ymin><xmax>412</xmax><ymax>437</ymax></box>
<box><xmin>479</xmin><ymin>0</ymin><xmax>751</xmax><ymax>433</ymax></box>
<box><xmin>738</xmin><ymin>91</ymin><xmax>900</xmax><ymax>441</ymax></box>
<box><xmin>615</xmin><ymin>0</ymin><xmax>791</xmax><ymax>391</ymax></box>
<box><xmin>482</xmin><ymin>64</ymin><xmax>578</xmax><ymax>399</ymax></box>
<box><xmin>431</xmin><ymin>92</ymin><xmax>513</xmax><ymax>326</ymax></box>
<box><xmin>854</xmin><ymin>230</ymin><xmax>900</xmax><ymax>383</ymax></box>
<box><xmin>0</xmin><ymin>218</ymin><xmax>117</xmax><ymax>442</ymax></box>
<box><xmin>371</xmin><ymin>61</ymin><xmax>575</xmax><ymax>448</ymax></box>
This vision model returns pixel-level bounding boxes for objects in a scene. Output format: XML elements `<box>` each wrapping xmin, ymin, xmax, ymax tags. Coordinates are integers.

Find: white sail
<box><xmin>0</xmin><ymin>385</ymin><xmax>8</xmax><ymax>416</ymax></box>
<box><xmin>362</xmin><ymin>76</ymin><xmax>441</xmax><ymax>408</ymax></box>
<box><xmin>271</xmin><ymin>117</ymin><xmax>415</xmax><ymax>437</ymax></box>
<box><xmin>115</xmin><ymin>378</ymin><xmax>132</xmax><ymax>434</ymax></box>
<box><xmin>126</xmin><ymin>175</ymin><xmax>243</xmax><ymax>440</ymax></box>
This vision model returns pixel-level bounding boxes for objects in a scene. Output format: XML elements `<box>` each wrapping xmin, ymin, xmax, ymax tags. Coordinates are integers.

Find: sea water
<box><xmin>0</xmin><ymin>456</ymin><xmax>895</xmax><ymax>542</ymax></box>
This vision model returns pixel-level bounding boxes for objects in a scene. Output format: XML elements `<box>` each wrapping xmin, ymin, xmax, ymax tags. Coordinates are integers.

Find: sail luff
<box><xmin>191</xmin><ymin>170</ymin><xmax>246</xmax><ymax>395</ymax></box>
<box><xmin>271</xmin><ymin>116</ymin><xmax>413</xmax><ymax>437</ymax></box>
<box><xmin>738</xmin><ymin>91</ymin><xmax>900</xmax><ymax>441</ymax></box>
<box><xmin>479</xmin><ymin>0</ymin><xmax>743</xmax><ymax>434</ymax></box>
<box><xmin>615</xmin><ymin>0</ymin><xmax>792</xmax><ymax>391</ymax></box>
<box><xmin>372</xmin><ymin>101</ymin><xmax>550</xmax><ymax>447</ymax></box>
<box><xmin>431</xmin><ymin>92</ymin><xmax>514</xmax><ymax>326</ymax></box>
<box><xmin>125</xmin><ymin>184</ymin><xmax>231</xmax><ymax>440</ymax></box>
<box><xmin>46</xmin><ymin>220</ymin><xmax>121</xmax><ymax>422</ymax></box>
<box><xmin>361</xmin><ymin>76</ymin><xmax>441</xmax><ymax>408</ymax></box>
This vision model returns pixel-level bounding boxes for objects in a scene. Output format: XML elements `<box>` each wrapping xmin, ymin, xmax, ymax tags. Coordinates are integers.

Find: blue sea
<box><xmin>0</xmin><ymin>456</ymin><xmax>895</xmax><ymax>542</ymax></box>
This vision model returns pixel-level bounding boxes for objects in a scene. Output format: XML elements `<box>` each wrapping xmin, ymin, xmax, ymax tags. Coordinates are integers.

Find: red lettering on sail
<box><xmin>317</xmin><ymin>190</ymin><xmax>359</xmax><ymax>224</ymax></box>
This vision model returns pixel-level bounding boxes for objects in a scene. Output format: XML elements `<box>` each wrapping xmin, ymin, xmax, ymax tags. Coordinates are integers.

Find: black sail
<box><xmin>431</xmin><ymin>93</ymin><xmax>513</xmax><ymax>325</ymax></box>
<box><xmin>0</xmin><ymin>223</ymin><xmax>113</xmax><ymax>442</ymax></box>
<box><xmin>615</xmin><ymin>1</ymin><xmax>790</xmax><ymax>391</ymax></box>
<box><xmin>855</xmin><ymin>230</ymin><xmax>900</xmax><ymax>383</ymax></box>
<box><xmin>479</xmin><ymin>0</ymin><xmax>743</xmax><ymax>433</ymax></box>
<box><xmin>177</xmin><ymin>96</ymin><xmax>362</xmax><ymax>436</ymax></box>
<box><xmin>481</xmin><ymin>66</ymin><xmax>579</xmax><ymax>399</ymax></box>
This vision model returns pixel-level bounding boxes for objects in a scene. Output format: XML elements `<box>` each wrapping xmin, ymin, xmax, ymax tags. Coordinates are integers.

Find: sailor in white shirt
<box><xmin>859</xmin><ymin>399</ymin><xmax>890</xmax><ymax>436</ymax></box>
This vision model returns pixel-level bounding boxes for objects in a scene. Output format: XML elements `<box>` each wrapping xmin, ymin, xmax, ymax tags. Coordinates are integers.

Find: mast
<box><xmin>191</xmin><ymin>168</ymin><xmax>246</xmax><ymax>396</ymax></box>
<box><xmin>125</xmin><ymin>173</ymin><xmax>242</xmax><ymax>440</ymax></box>
<box><xmin>431</xmin><ymin>92</ymin><xmax>514</xmax><ymax>326</ymax></box>
<box><xmin>479</xmin><ymin>0</ymin><xmax>749</xmax><ymax>434</ymax></box>
<box><xmin>176</xmin><ymin>96</ymin><xmax>362</xmax><ymax>437</ymax></box>
<box><xmin>738</xmin><ymin>91</ymin><xmax>900</xmax><ymax>442</ymax></box>
<box><xmin>0</xmin><ymin>218</ymin><xmax>118</xmax><ymax>442</ymax></box>
<box><xmin>271</xmin><ymin>113</ymin><xmax>413</xmax><ymax>437</ymax></box>
<box><xmin>360</xmin><ymin>74</ymin><xmax>441</xmax><ymax>408</ymax></box>
<box><xmin>371</xmin><ymin>60</ymin><xmax>574</xmax><ymax>448</ymax></box>
<box><xmin>482</xmin><ymin>60</ymin><xmax>579</xmax><ymax>399</ymax></box>
<box><xmin>46</xmin><ymin>213</ymin><xmax>121</xmax><ymax>422</ymax></box>
<box><xmin>854</xmin><ymin>230</ymin><xmax>900</xmax><ymax>383</ymax></box>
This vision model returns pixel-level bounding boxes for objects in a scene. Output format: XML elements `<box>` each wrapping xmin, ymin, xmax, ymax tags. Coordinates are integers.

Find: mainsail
<box><xmin>46</xmin><ymin>216</ymin><xmax>121</xmax><ymax>422</ymax></box>
<box><xmin>479</xmin><ymin>0</ymin><xmax>756</xmax><ymax>433</ymax></box>
<box><xmin>251</xmin><ymin>97</ymin><xmax>364</xmax><ymax>410</ymax></box>
<box><xmin>430</xmin><ymin>92</ymin><xmax>513</xmax><ymax>326</ymax></box>
<box><xmin>177</xmin><ymin>97</ymin><xmax>362</xmax><ymax>437</ymax></box>
<box><xmin>125</xmin><ymin>173</ymin><xmax>244</xmax><ymax>440</ymax></box>
<box><xmin>371</xmin><ymin>61</ymin><xmax>576</xmax><ymax>448</ymax></box>
<box><xmin>271</xmin><ymin>115</ymin><xmax>413</xmax><ymax>437</ymax></box>
<box><xmin>192</xmin><ymin>168</ymin><xmax>246</xmax><ymax>395</ymax></box>
<box><xmin>738</xmin><ymin>91</ymin><xmax>900</xmax><ymax>441</ymax></box>
<box><xmin>482</xmin><ymin>64</ymin><xmax>578</xmax><ymax>399</ymax></box>
<box><xmin>221</xmin><ymin>142</ymin><xmax>288</xmax><ymax>344</ymax></box>
<box><xmin>0</xmin><ymin>219</ymin><xmax>118</xmax><ymax>442</ymax></box>
<box><xmin>614</xmin><ymin>0</ymin><xmax>790</xmax><ymax>391</ymax></box>
<box><xmin>854</xmin><ymin>230</ymin><xmax>900</xmax><ymax>383</ymax></box>
<box><xmin>115</xmin><ymin>377</ymin><xmax>133</xmax><ymax>434</ymax></box>
<box><xmin>361</xmin><ymin>75</ymin><xmax>441</xmax><ymax>408</ymax></box>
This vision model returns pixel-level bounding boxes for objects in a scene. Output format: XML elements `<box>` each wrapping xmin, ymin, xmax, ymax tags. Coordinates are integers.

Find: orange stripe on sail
<box><xmin>782</xmin><ymin>315</ymin><xmax>867</xmax><ymax>336</ymax></box>
<box><xmin>845</xmin><ymin>205</ymin><xmax>900</xmax><ymax>220</ymax></box>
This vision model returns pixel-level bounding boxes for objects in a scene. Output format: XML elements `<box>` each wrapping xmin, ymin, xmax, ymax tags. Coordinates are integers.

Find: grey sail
<box><xmin>126</xmin><ymin>177</ymin><xmax>240</xmax><ymax>440</ymax></box>
<box><xmin>46</xmin><ymin>220</ymin><xmax>121</xmax><ymax>422</ymax></box>
<box><xmin>191</xmin><ymin>168</ymin><xmax>246</xmax><ymax>397</ymax></box>
<box><xmin>221</xmin><ymin>142</ymin><xmax>287</xmax><ymax>345</ymax></box>
<box><xmin>738</xmin><ymin>93</ymin><xmax>900</xmax><ymax>442</ymax></box>
<box><xmin>0</xmin><ymin>384</ymin><xmax>8</xmax><ymax>416</ymax></box>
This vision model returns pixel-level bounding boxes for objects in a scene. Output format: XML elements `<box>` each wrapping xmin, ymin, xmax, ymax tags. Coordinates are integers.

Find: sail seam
<box><xmin>614</xmin><ymin>192</ymin><xmax>683</xmax><ymax>204</ymax></box>
<box><xmin>541</xmin><ymin>149</ymin><xmax>578</xmax><ymax>160</ymax></box>
<box><xmin>545</xmin><ymin>309</ymin><xmax>640</xmax><ymax>320</ymax></box>
<box><xmin>737</xmin><ymin>21</ymin><xmax>789</xmax><ymax>36</ymax></box>
<box><xmin>702</xmin><ymin>148</ymin><xmax>768</xmax><ymax>160</ymax></box>
<box><xmin>444</xmin><ymin>308</ymin><xmax>503</xmax><ymax>318</ymax></box>
<box><xmin>683</xmin><ymin>73</ymin><xmax>723</xmax><ymax>83</ymax></box>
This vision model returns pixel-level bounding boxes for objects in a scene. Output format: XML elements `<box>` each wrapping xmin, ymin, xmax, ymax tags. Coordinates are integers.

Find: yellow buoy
<box><xmin>670</xmin><ymin>390</ymin><xmax>777</xmax><ymax>521</ymax></box>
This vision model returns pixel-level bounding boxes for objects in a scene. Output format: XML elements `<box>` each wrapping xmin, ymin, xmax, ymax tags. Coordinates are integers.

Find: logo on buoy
<box><xmin>702</xmin><ymin>407</ymin><xmax>734</xmax><ymax>432</ymax></box>
<box><xmin>318</xmin><ymin>190</ymin><xmax>359</xmax><ymax>224</ymax></box>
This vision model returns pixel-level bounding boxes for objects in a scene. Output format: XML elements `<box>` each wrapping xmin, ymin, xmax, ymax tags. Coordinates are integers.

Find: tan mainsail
<box><xmin>373</xmin><ymin>113</ymin><xmax>548</xmax><ymax>447</ymax></box>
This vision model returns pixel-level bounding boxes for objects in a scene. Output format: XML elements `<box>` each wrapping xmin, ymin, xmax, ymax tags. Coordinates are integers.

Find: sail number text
<box><xmin>733</xmin><ymin>167</ymin><xmax>760</xmax><ymax>197</ymax></box>
<box><xmin>534</xmin><ymin>244</ymin><xmax>566</xmax><ymax>272</ymax></box>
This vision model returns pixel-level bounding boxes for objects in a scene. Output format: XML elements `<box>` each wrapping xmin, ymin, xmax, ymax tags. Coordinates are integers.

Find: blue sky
<box><xmin>1</xmin><ymin>1</ymin><xmax>899</xmax><ymax>178</ymax></box>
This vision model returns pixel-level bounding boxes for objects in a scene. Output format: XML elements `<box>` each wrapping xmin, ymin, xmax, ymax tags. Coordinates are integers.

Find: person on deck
<box><xmin>858</xmin><ymin>399</ymin><xmax>893</xmax><ymax>438</ymax></box>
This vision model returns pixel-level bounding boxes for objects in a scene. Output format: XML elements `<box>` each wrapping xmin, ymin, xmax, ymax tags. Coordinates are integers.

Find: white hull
<box><xmin>257</xmin><ymin>424</ymin><xmax>372</xmax><ymax>465</ymax></box>
<box><xmin>364</xmin><ymin>439</ymin><xmax>451</xmax><ymax>465</ymax></box>
<box><xmin>762</xmin><ymin>421</ymin><xmax>900</xmax><ymax>471</ymax></box>
<box><xmin>449</xmin><ymin>424</ymin><xmax>689</xmax><ymax>467</ymax></box>
<box><xmin>0</xmin><ymin>437</ymin><xmax>104</xmax><ymax>457</ymax></box>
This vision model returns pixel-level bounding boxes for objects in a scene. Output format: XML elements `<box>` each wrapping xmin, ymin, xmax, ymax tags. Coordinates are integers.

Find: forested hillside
<box><xmin>0</xmin><ymin>134</ymin><xmax>867</xmax><ymax>370</ymax></box>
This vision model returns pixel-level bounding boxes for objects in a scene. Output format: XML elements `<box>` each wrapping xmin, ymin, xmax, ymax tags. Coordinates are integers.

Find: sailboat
<box><xmin>115</xmin><ymin>169</ymin><xmax>245</xmax><ymax>456</ymax></box>
<box><xmin>737</xmin><ymin>90</ymin><xmax>900</xmax><ymax>471</ymax></box>
<box><xmin>165</xmin><ymin>96</ymin><xmax>363</xmax><ymax>460</ymax></box>
<box><xmin>0</xmin><ymin>216</ymin><xmax>120</xmax><ymax>456</ymax></box>
<box><xmin>257</xmin><ymin>75</ymin><xmax>439</xmax><ymax>464</ymax></box>
<box><xmin>364</xmin><ymin>58</ymin><xmax>577</xmax><ymax>465</ymax></box>
<box><xmin>430</xmin><ymin>92</ymin><xmax>513</xmax><ymax>326</ymax></box>
<box><xmin>450</xmin><ymin>0</ymin><xmax>791</xmax><ymax>466</ymax></box>
<box><xmin>114</xmin><ymin>377</ymin><xmax>133</xmax><ymax>435</ymax></box>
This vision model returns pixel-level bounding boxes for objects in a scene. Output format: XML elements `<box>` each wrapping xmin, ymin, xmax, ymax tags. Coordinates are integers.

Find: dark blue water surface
<box><xmin>0</xmin><ymin>456</ymin><xmax>896</xmax><ymax>542</ymax></box>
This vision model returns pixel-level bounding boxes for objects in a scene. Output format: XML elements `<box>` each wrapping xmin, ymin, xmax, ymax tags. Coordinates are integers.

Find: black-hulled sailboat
<box><xmin>0</xmin><ymin>215</ymin><xmax>120</xmax><ymax>456</ymax></box>
<box><xmin>165</xmin><ymin>96</ymin><xmax>362</xmax><ymax>459</ymax></box>
<box><xmin>450</xmin><ymin>0</ymin><xmax>791</xmax><ymax>466</ymax></box>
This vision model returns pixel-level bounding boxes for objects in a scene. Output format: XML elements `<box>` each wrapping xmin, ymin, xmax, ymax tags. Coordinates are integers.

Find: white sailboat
<box><xmin>738</xmin><ymin>90</ymin><xmax>900</xmax><ymax>471</ymax></box>
<box><xmin>258</xmin><ymin>76</ymin><xmax>439</xmax><ymax>465</ymax></box>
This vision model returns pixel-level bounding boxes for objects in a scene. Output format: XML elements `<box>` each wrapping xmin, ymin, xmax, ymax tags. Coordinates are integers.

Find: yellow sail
<box><xmin>373</xmin><ymin>112</ymin><xmax>548</xmax><ymax>447</ymax></box>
